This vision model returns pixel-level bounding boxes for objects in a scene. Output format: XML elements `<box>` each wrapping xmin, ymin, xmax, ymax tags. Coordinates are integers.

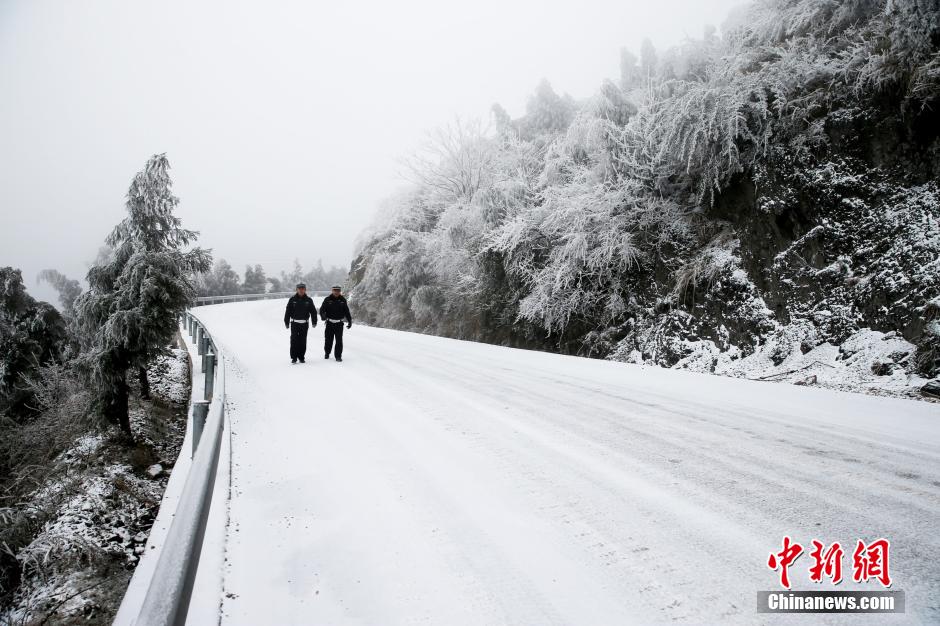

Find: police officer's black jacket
<box><xmin>284</xmin><ymin>294</ymin><xmax>317</xmax><ymax>325</ymax></box>
<box><xmin>319</xmin><ymin>294</ymin><xmax>352</xmax><ymax>323</ymax></box>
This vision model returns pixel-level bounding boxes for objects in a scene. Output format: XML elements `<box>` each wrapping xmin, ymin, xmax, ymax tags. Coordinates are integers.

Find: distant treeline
<box><xmin>195</xmin><ymin>258</ymin><xmax>348</xmax><ymax>296</ymax></box>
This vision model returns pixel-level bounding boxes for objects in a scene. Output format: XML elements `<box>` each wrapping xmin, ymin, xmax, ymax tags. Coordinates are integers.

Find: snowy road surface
<box><xmin>194</xmin><ymin>300</ymin><xmax>940</xmax><ymax>625</ymax></box>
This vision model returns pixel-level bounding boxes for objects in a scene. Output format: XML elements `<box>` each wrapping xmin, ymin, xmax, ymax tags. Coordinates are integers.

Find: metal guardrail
<box><xmin>126</xmin><ymin>310</ymin><xmax>228</xmax><ymax>626</ymax></box>
<box><xmin>194</xmin><ymin>291</ymin><xmax>329</xmax><ymax>306</ymax></box>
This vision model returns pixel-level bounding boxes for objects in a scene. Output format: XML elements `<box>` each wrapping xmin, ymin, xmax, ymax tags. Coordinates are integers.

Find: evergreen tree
<box><xmin>619</xmin><ymin>48</ymin><xmax>640</xmax><ymax>89</ymax></box>
<box><xmin>199</xmin><ymin>258</ymin><xmax>241</xmax><ymax>296</ymax></box>
<box><xmin>280</xmin><ymin>259</ymin><xmax>305</xmax><ymax>289</ymax></box>
<box><xmin>640</xmin><ymin>38</ymin><xmax>657</xmax><ymax>86</ymax></box>
<box><xmin>74</xmin><ymin>154</ymin><xmax>210</xmax><ymax>439</ymax></box>
<box><xmin>37</xmin><ymin>269</ymin><xmax>82</xmax><ymax>315</ymax></box>
<box><xmin>267</xmin><ymin>276</ymin><xmax>284</xmax><ymax>293</ymax></box>
<box><xmin>0</xmin><ymin>268</ymin><xmax>67</xmax><ymax>415</ymax></box>
<box><xmin>242</xmin><ymin>263</ymin><xmax>267</xmax><ymax>294</ymax></box>
<box><xmin>303</xmin><ymin>259</ymin><xmax>326</xmax><ymax>291</ymax></box>
<box><xmin>524</xmin><ymin>79</ymin><xmax>575</xmax><ymax>134</ymax></box>
<box><xmin>491</xmin><ymin>103</ymin><xmax>512</xmax><ymax>135</ymax></box>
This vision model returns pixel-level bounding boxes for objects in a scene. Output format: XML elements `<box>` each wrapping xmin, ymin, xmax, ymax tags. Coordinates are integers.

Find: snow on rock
<box><xmin>922</xmin><ymin>379</ymin><xmax>940</xmax><ymax>398</ymax></box>
<box><xmin>667</xmin><ymin>324</ymin><xmax>933</xmax><ymax>399</ymax></box>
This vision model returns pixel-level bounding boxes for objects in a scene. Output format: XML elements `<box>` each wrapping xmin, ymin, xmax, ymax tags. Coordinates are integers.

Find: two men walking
<box><xmin>284</xmin><ymin>284</ymin><xmax>352</xmax><ymax>363</ymax></box>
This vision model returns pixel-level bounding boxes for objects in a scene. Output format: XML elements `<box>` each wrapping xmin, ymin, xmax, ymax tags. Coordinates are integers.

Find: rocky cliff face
<box><xmin>655</xmin><ymin>98</ymin><xmax>940</xmax><ymax>374</ymax></box>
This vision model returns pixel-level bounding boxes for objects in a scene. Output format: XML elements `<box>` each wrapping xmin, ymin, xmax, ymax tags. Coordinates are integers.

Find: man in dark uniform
<box><xmin>319</xmin><ymin>285</ymin><xmax>352</xmax><ymax>362</ymax></box>
<box><xmin>284</xmin><ymin>283</ymin><xmax>317</xmax><ymax>363</ymax></box>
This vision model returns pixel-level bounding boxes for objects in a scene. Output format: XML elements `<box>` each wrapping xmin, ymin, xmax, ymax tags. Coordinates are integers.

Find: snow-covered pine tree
<box><xmin>74</xmin><ymin>154</ymin><xmax>210</xmax><ymax>439</ymax></box>
<box><xmin>242</xmin><ymin>264</ymin><xmax>267</xmax><ymax>294</ymax></box>
<box><xmin>37</xmin><ymin>268</ymin><xmax>82</xmax><ymax>315</ymax></box>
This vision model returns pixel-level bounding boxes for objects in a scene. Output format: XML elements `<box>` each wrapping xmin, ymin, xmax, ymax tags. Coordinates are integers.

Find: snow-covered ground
<box><xmin>0</xmin><ymin>349</ymin><xmax>190</xmax><ymax>623</ymax></box>
<box><xmin>195</xmin><ymin>299</ymin><xmax>940</xmax><ymax>625</ymax></box>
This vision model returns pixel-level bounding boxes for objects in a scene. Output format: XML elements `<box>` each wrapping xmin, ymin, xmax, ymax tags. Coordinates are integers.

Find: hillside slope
<box><xmin>349</xmin><ymin>0</ymin><xmax>940</xmax><ymax>398</ymax></box>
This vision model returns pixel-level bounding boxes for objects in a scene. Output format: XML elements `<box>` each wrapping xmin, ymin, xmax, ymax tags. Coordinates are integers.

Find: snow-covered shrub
<box><xmin>404</xmin><ymin>119</ymin><xmax>495</xmax><ymax>203</ymax></box>
<box><xmin>672</xmin><ymin>232</ymin><xmax>739</xmax><ymax>304</ymax></box>
<box><xmin>839</xmin><ymin>0</ymin><xmax>940</xmax><ymax>102</ymax></box>
<box><xmin>726</xmin><ymin>0</ymin><xmax>882</xmax><ymax>46</ymax></box>
<box><xmin>0</xmin><ymin>362</ymin><xmax>91</xmax><ymax>603</ymax></box>
<box><xmin>410</xmin><ymin>286</ymin><xmax>446</xmax><ymax>329</ymax></box>
<box><xmin>622</xmin><ymin>72</ymin><xmax>774</xmax><ymax>203</ymax></box>
<box><xmin>0</xmin><ymin>268</ymin><xmax>68</xmax><ymax>416</ymax></box>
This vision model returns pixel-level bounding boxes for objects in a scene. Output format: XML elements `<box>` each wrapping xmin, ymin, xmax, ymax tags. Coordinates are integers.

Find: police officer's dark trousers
<box><xmin>324</xmin><ymin>321</ymin><xmax>344</xmax><ymax>358</ymax></box>
<box><xmin>290</xmin><ymin>321</ymin><xmax>309</xmax><ymax>360</ymax></box>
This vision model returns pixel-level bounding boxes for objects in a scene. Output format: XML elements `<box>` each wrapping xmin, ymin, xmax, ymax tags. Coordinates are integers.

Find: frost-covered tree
<box><xmin>619</xmin><ymin>48</ymin><xmax>641</xmax><ymax>89</ymax></box>
<box><xmin>280</xmin><ymin>259</ymin><xmax>305</xmax><ymax>290</ymax></box>
<box><xmin>491</xmin><ymin>103</ymin><xmax>512</xmax><ymax>135</ymax></box>
<box><xmin>74</xmin><ymin>154</ymin><xmax>210</xmax><ymax>439</ymax></box>
<box><xmin>405</xmin><ymin>119</ymin><xmax>494</xmax><ymax>203</ymax></box>
<box><xmin>524</xmin><ymin>79</ymin><xmax>576</xmax><ymax>135</ymax></box>
<box><xmin>640</xmin><ymin>39</ymin><xmax>658</xmax><ymax>83</ymax></box>
<box><xmin>303</xmin><ymin>259</ymin><xmax>327</xmax><ymax>290</ymax></box>
<box><xmin>302</xmin><ymin>259</ymin><xmax>348</xmax><ymax>291</ymax></box>
<box><xmin>36</xmin><ymin>269</ymin><xmax>82</xmax><ymax>315</ymax></box>
<box><xmin>197</xmin><ymin>258</ymin><xmax>241</xmax><ymax>296</ymax></box>
<box><xmin>0</xmin><ymin>268</ymin><xmax>67</xmax><ymax>415</ymax></box>
<box><xmin>267</xmin><ymin>276</ymin><xmax>284</xmax><ymax>293</ymax></box>
<box><xmin>242</xmin><ymin>264</ymin><xmax>267</xmax><ymax>294</ymax></box>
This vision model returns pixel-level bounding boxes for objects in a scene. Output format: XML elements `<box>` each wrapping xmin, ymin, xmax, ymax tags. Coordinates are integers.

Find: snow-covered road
<box><xmin>194</xmin><ymin>300</ymin><xmax>940</xmax><ymax>625</ymax></box>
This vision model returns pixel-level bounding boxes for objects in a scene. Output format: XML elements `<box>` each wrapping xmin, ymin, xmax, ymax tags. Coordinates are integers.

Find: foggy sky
<box><xmin>1</xmin><ymin>0</ymin><xmax>743</xmax><ymax>304</ymax></box>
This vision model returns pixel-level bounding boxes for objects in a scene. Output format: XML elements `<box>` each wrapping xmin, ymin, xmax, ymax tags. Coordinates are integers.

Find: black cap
<box><xmin>296</xmin><ymin>282</ymin><xmax>306</xmax><ymax>289</ymax></box>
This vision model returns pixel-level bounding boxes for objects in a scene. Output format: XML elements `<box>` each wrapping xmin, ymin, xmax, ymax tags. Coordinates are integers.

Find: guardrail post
<box><xmin>192</xmin><ymin>400</ymin><xmax>210</xmax><ymax>457</ymax></box>
<box><xmin>190</xmin><ymin>317</ymin><xmax>196</xmax><ymax>337</ymax></box>
<box><xmin>204</xmin><ymin>352</ymin><xmax>215</xmax><ymax>400</ymax></box>
<box><xmin>196</xmin><ymin>327</ymin><xmax>205</xmax><ymax>357</ymax></box>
